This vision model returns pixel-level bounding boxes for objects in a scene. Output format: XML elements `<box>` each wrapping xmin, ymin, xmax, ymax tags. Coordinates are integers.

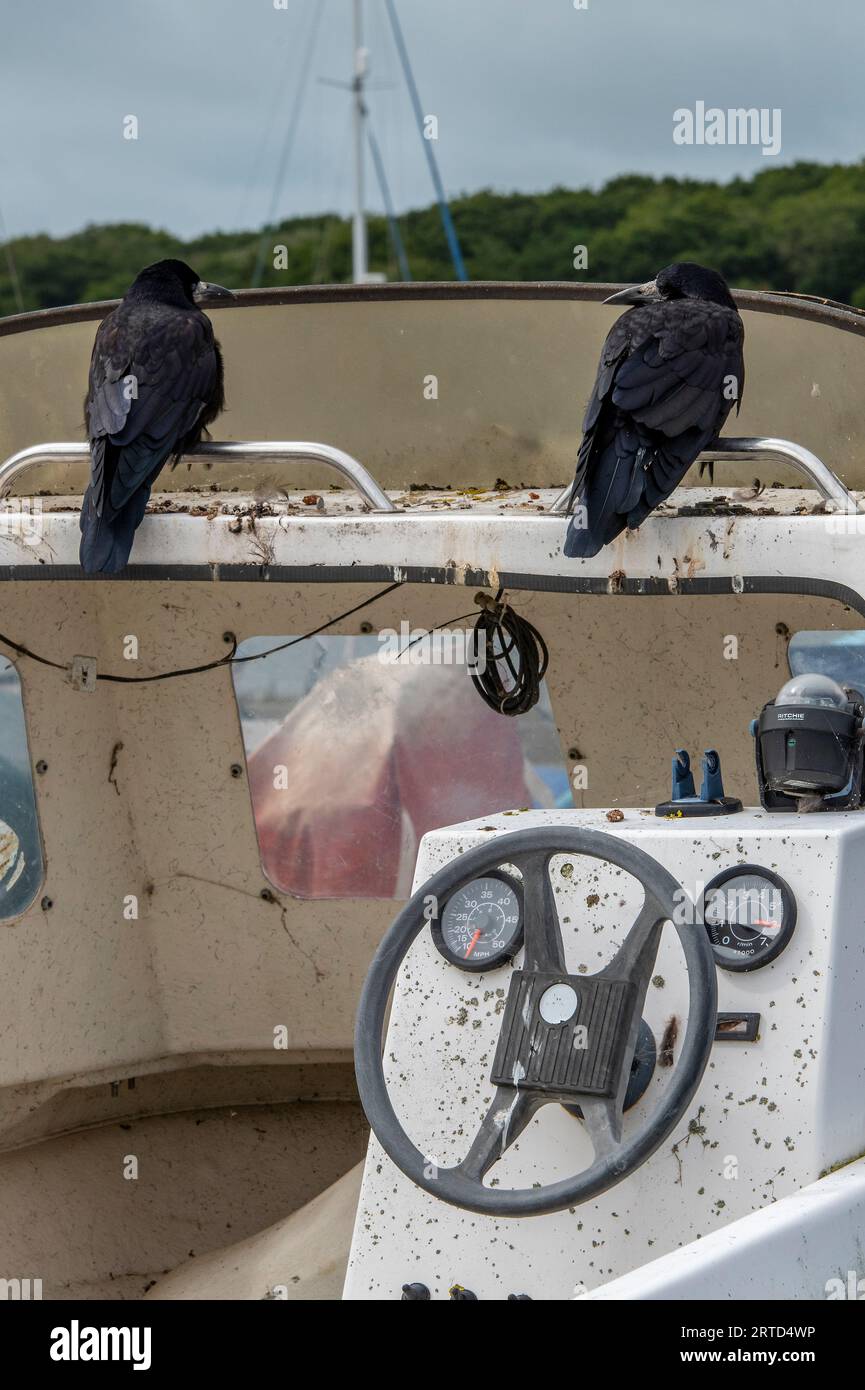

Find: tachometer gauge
<box><xmin>431</xmin><ymin>872</ymin><xmax>524</xmax><ymax>972</ymax></box>
<box><xmin>700</xmin><ymin>865</ymin><xmax>796</xmax><ymax>972</ymax></box>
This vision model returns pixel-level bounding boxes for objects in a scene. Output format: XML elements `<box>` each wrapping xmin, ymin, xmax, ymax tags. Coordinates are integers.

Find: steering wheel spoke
<box><xmin>602</xmin><ymin>895</ymin><xmax>667</xmax><ymax>993</ymax></box>
<box><xmin>458</xmin><ymin>1086</ymin><xmax>543</xmax><ymax>1182</ymax></box>
<box><xmin>578</xmin><ymin>1097</ymin><xmax>625</xmax><ymax>1160</ymax></box>
<box><xmin>512</xmin><ymin>849</ymin><xmax>566</xmax><ymax>973</ymax></box>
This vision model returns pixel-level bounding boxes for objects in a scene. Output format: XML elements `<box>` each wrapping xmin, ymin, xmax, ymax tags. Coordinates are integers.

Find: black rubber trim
<box><xmin>0</xmin><ymin>564</ymin><xmax>862</xmax><ymax>617</ymax></box>
<box><xmin>3</xmin><ymin>281</ymin><xmax>865</xmax><ymax>338</ymax></box>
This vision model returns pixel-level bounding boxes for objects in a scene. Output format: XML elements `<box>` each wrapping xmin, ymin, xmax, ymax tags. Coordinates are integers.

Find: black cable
<box><xmin>0</xmin><ymin>580</ymin><xmax>550</xmax><ymax>713</ymax></box>
<box><xmin>393</xmin><ymin>589</ymin><xmax>550</xmax><ymax>716</ymax></box>
<box><xmin>470</xmin><ymin>590</ymin><xmax>549</xmax><ymax>717</ymax></box>
<box><xmin>0</xmin><ymin>581</ymin><xmax>405</xmax><ymax>685</ymax></box>
<box><xmin>393</xmin><ymin>609</ymin><xmax>481</xmax><ymax>660</ymax></box>
<box><xmin>225</xmin><ymin>581</ymin><xmax>404</xmax><ymax>668</ymax></box>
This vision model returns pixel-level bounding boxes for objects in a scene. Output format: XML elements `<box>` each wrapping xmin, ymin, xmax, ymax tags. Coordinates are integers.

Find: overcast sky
<box><xmin>1</xmin><ymin>0</ymin><xmax>862</xmax><ymax>240</ymax></box>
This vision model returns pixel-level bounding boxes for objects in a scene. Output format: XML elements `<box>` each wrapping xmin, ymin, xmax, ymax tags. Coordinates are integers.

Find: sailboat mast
<box><xmin>351</xmin><ymin>0</ymin><xmax>369</xmax><ymax>283</ymax></box>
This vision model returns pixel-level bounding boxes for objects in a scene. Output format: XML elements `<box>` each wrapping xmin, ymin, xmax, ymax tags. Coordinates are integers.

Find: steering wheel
<box><xmin>355</xmin><ymin>826</ymin><xmax>717</xmax><ymax>1217</ymax></box>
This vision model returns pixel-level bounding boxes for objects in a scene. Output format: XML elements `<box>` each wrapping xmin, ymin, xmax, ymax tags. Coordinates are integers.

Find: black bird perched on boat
<box><xmin>79</xmin><ymin>259</ymin><xmax>234</xmax><ymax>574</ymax></box>
<box><xmin>563</xmin><ymin>262</ymin><xmax>745</xmax><ymax>558</ymax></box>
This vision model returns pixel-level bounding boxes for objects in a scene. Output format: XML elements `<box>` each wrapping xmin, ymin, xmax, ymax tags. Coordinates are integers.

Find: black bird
<box><xmin>79</xmin><ymin>259</ymin><xmax>234</xmax><ymax>573</ymax></box>
<box><xmin>563</xmin><ymin>262</ymin><xmax>745</xmax><ymax>558</ymax></box>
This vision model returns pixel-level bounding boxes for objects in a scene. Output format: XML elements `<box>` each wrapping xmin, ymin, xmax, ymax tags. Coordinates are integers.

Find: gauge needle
<box><xmin>464</xmin><ymin>929</ymin><xmax>482</xmax><ymax>959</ymax></box>
<box><xmin>754</xmin><ymin>919</ymin><xmax>780</xmax><ymax>930</ymax></box>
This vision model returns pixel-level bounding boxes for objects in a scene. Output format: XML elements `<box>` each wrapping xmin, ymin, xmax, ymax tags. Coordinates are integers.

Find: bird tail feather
<box><xmin>79</xmin><ymin>482</ymin><xmax>153</xmax><ymax>574</ymax></box>
<box><xmin>563</xmin><ymin>439</ymin><xmax>638</xmax><ymax>558</ymax></box>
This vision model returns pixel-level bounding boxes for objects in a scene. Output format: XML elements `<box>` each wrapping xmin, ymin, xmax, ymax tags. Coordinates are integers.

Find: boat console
<box><xmin>346</xmin><ymin>803</ymin><xmax>865</xmax><ymax>1299</ymax></box>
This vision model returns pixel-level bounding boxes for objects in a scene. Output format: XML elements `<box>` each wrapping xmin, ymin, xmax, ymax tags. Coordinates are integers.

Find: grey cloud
<box><xmin>0</xmin><ymin>0</ymin><xmax>861</xmax><ymax>239</ymax></box>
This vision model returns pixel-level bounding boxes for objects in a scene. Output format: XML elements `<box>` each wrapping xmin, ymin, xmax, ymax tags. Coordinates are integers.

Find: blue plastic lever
<box><xmin>700</xmin><ymin>749</ymin><xmax>725</xmax><ymax>802</ymax></box>
<box><xmin>671</xmin><ymin>748</ymin><xmax>726</xmax><ymax>803</ymax></box>
<box><xmin>672</xmin><ymin>750</ymin><xmax>696</xmax><ymax>800</ymax></box>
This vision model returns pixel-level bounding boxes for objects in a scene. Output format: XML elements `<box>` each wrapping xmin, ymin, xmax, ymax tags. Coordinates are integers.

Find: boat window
<box><xmin>232</xmin><ymin>634</ymin><xmax>571</xmax><ymax>900</ymax></box>
<box><xmin>0</xmin><ymin>659</ymin><xmax>44</xmax><ymax>920</ymax></box>
<box><xmin>788</xmin><ymin>630</ymin><xmax>865</xmax><ymax>692</ymax></box>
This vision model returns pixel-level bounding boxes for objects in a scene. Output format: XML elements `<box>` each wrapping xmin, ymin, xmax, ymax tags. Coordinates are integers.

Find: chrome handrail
<box><xmin>1</xmin><ymin>437</ymin><xmax>856</xmax><ymax>519</ymax></box>
<box><xmin>550</xmin><ymin>437</ymin><xmax>860</xmax><ymax>514</ymax></box>
<box><xmin>0</xmin><ymin>440</ymin><xmax>397</xmax><ymax>513</ymax></box>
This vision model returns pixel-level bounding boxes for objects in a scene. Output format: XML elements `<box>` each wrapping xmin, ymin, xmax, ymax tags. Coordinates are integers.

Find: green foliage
<box><xmin>2</xmin><ymin>159</ymin><xmax>865</xmax><ymax>315</ymax></box>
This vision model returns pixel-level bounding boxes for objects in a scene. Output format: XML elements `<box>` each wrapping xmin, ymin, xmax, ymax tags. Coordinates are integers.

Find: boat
<box><xmin>1</xmin><ymin>280</ymin><xmax>865</xmax><ymax>1301</ymax></box>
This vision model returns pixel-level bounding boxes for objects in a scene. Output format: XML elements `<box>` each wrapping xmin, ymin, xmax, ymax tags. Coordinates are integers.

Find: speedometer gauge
<box><xmin>431</xmin><ymin>872</ymin><xmax>524</xmax><ymax>972</ymax></box>
<box><xmin>700</xmin><ymin>865</ymin><xmax>796</xmax><ymax>972</ymax></box>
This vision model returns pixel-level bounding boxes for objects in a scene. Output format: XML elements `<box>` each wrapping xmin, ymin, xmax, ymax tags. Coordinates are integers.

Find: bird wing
<box><xmin>610</xmin><ymin>299</ymin><xmax>744</xmax><ymax>436</ymax></box>
<box><xmin>85</xmin><ymin>304</ymin><xmax>220</xmax><ymax>520</ymax></box>
<box><xmin>573</xmin><ymin>299</ymin><xmax>744</xmax><ymax>499</ymax></box>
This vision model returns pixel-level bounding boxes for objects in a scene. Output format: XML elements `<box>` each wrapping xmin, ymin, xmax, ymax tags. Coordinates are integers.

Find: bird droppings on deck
<box><xmin>32</xmin><ymin>483</ymin><xmax>848</xmax><ymax>521</ymax></box>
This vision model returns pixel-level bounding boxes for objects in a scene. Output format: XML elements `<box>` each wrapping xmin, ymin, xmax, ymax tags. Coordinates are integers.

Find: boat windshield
<box><xmin>231</xmin><ymin>633</ymin><xmax>570</xmax><ymax>899</ymax></box>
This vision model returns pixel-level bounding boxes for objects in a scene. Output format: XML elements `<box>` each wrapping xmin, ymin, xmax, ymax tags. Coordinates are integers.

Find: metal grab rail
<box><xmin>1</xmin><ymin>436</ymin><xmax>856</xmax><ymax>519</ymax></box>
<box><xmin>550</xmin><ymin>437</ymin><xmax>861</xmax><ymax>515</ymax></box>
<box><xmin>0</xmin><ymin>440</ymin><xmax>397</xmax><ymax>513</ymax></box>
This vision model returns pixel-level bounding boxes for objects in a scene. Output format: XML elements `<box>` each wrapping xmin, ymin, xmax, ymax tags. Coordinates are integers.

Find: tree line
<box><xmin>2</xmin><ymin>159</ymin><xmax>864</xmax><ymax>316</ymax></box>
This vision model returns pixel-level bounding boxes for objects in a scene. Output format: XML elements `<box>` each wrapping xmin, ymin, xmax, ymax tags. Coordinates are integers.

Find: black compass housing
<box><xmin>754</xmin><ymin>679</ymin><xmax>865</xmax><ymax>811</ymax></box>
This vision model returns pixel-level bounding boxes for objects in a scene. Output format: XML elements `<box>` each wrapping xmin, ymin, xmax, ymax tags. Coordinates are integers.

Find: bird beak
<box><xmin>194</xmin><ymin>280</ymin><xmax>236</xmax><ymax>303</ymax></box>
<box><xmin>603</xmin><ymin>279</ymin><xmax>659</xmax><ymax>306</ymax></box>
